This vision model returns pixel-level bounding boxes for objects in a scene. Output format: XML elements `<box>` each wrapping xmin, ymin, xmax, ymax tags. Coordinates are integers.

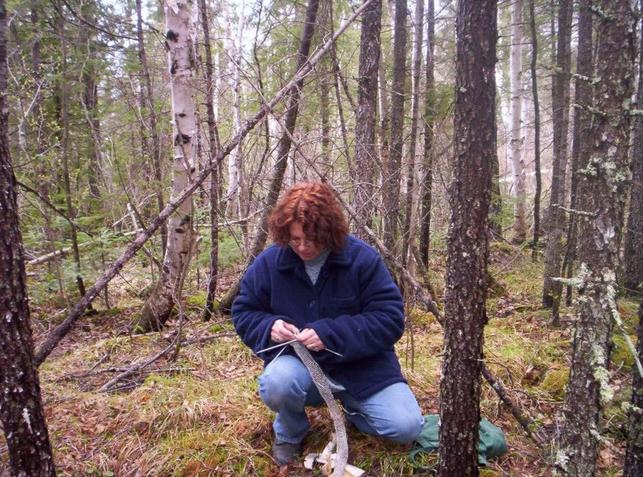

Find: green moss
<box><xmin>611</xmin><ymin>334</ymin><xmax>635</xmax><ymax>370</ymax></box>
<box><xmin>618</xmin><ymin>299</ymin><xmax>640</xmax><ymax>334</ymax></box>
<box><xmin>604</xmin><ymin>388</ymin><xmax>632</xmax><ymax>440</ymax></box>
<box><xmin>539</xmin><ymin>368</ymin><xmax>569</xmax><ymax>400</ymax></box>
<box><xmin>208</xmin><ymin>321</ymin><xmax>231</xmax><ymax>333</ymax></box>
<box><xmin>480</xmin><ymin>468</ymin><xmax>499</xmax><ymax>477</ymax></box>
<box><xmin>407</xmin><ymin>307</ymin><xmax>438</xmax><ymax>328</ymax></box>
<box><xmin>185</xmin><ymin>290</ymin><xmax>207</xmax><ymax>308</ymax></box>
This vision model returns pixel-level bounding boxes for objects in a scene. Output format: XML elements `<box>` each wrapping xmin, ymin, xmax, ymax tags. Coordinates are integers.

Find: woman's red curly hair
<box><xmin>269</xmin><ymin>182</ymin><xmax>348</xmax><ymax>252</ymax></box>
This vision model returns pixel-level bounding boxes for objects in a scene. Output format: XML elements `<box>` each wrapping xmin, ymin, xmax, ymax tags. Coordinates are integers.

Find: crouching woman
<box><xmin>232</xmin><ymin>182</ymin><xmax>423</xmax><ymax>465</ymax></box>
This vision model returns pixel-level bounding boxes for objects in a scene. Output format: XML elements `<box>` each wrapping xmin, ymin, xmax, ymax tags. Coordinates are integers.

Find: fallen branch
<box><xmin>99</xmin><ymin>299</ymin><xmax>187</xmax><ymax>393</ymax></box>
<box><xmin>59</xmin><ymin>366</ymin><xmax>193</xmax><ymax>382</ymax></box>
<box><xmin>194</xmin><ymin>208</ymin><xmax>265</xmax><ymax>228</ymax></box>
<box><xmin>33</xmin><ymin>2</ymin><xmax>372</xmax><ymax>366</ymax></box>
<box><xmin>182</xmin><ymin>330</ymin><xmax>237</xmax><ymax>346</ymax></box>
<box><xmin>26</xmin><ymin>230</ymin><xmax>141</xmax><ymax>267</ymax></box>
<box><xmin>97</xmin><ymin>339</ymin><xmax>178</xmax><ymax>393</ymax></box>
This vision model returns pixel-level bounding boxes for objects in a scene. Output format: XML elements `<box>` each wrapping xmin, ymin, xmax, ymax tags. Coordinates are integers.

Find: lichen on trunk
<box><xmin>558</xmin><ymin>2</ymin><xmax>637</xmax><ymax>475</ymax></box>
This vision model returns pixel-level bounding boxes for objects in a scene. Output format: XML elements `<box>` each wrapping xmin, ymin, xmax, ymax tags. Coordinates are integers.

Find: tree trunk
<box><xmin>320</xmin><ymin>64</ymin><xmax>331</xmax><ymax>160</ymax></box>
<box><xmin>378</xmin><ymin>35</ymin><xmax>390</xmax><ymax>179</ymax></box>
<box><xmin>558</xmin><ymin>2</ymin><xmax>636</xmax><ymax>474</ymax></box>
<box><xmin>30</xmin><ymin>1</ymin><xmax>66</xmax><ymax>300</ymax></box>
<box><xmin>248</xmin><ymin>0</ymin><xmax>272</xmax><ymax>221</ymax></box>
<box><xmin>509</xmin><ymin>0</ymin><xmax>527</xmax><ymax>242</ymax></box>
<box><xmin>401</xmin><ymin>0</ymin><xmax>423</xmax><ymax>265</ymax></box>
<box><xmin>56</xmin><ymin>2</ymin><xmax>91</xmax><ymax>305</ymax></box>
<box><xmin>562</xmin><ymin>0</ymin><xmax>593</xmax><ymax>304</ymax></box>
<box><xmin>354</xmin><ymin>0</ymin><xmax>381</xmax><ymax>238</ymax></box>
<box><xmin>438</xmin><ymin>0</ymin><xmax>497</xmax><ymax>475</ymax></box>
<box><xmin>489</xmin><ymin>153</ymin><xmax>502</xmax><ymax>238</ymax></box>
<box><xmin>199</xmin><ymin>0</ymin><xmax>221</xmax><ymax>322</ymax></box>
<box><xmin>226</xmin><ymin>0</ymin><xmax>247</xmax><ymax>225</ymax></box>
<box><xmin>529</xmin><ymin>0</ymin><xmax>542</xmax><ymax>261</ymax></box>
<box><xmin>0</xmin><ymin>3</ymin><xmax>57</xmax><ymax>473</ymax></box>
<box><xmin>377</xmin><ymin>1</ymin><xmax>391</xmax><ymax>238</ymax></box>
<box><xmin>542</xmin><ymin>0</ymin><xmax>572</xmax><ymax>316</ymax></box>
<box><xmin>624</xmin><ymin>302</ymin><xmax>643</xmax><ymax>476</ymax></box>
<box><xmin>418</xmin><ymin>0</ymin><xmax>435</xmax><ymax>270</ymax></box>
<box><xmin>136</xmin><ymin>0</ymin><xmax>166</xmax><ymax>256</ymax></box>
<box><xmin>81</xmin><ymin>1</ymin><xmax>102</xmax><ymax>202</ymax></box>
<box><xmin>382</xmin><ymin>0</ymin><xmax>407</xmax><ymax>253</ymax></box>
<box><xmin>80</xmin><ymin>2</ymin><xmax>102</xmax><ymax>199</ymax></box>
<box><xmin>137</xmin><ymin>0</ymin><xmax>198</xmax><ymax>332</ymax></box>
<box><xmin>330</xmin><ymin>38</ymin><xmax>354</xmax><ymax>182</ymax></box>
<box><xmin>318</xmin><ymin>0</ymin><xmax>332</xmax><ymax>162</ymax></box>
<box><xmin>219</xmin><ymin>0</ymin><xmax>321</xmax><ymax>310</ymax></box>
<box><xmin>622</xmin><ymin>14</ymin><xmax>643</xmax><ymax>295</ymax></box>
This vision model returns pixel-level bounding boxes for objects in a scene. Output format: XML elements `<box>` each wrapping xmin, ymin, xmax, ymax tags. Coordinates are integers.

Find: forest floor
<box><xmin>1</xmin><ymin>241</ymin><xmax>639</xmax><ymax>477</ymax></box>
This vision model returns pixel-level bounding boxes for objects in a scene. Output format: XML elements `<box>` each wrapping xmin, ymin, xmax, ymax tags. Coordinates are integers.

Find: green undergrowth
<box><xmin>6</xmin><ymin>245</ymin><xmax>637</xmax><ymax>476</ymax></box>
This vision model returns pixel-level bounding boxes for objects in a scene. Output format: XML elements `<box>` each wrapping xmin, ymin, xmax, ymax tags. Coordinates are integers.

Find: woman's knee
<box><xmin>258</xmin><ymin>355</ymin><xmax>311</xmax><ymax>409</ymax></box>
<box><xmin>384</xmin><ymin>411</ymin><xmax>424</xmax><ymax>444</ymax></box>
<box><xmin>355</xmin><ymin>383</ymin><xmax>424</xmax><ymax>444</ymax></box>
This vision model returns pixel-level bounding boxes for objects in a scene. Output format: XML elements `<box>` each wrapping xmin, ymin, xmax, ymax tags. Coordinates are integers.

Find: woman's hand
<box><xmin>271</xmin><ymin>319</ymin><xmax>300</xmax><ymax>343</ymax></box>
<box><xmin>297</xmin><ymin>328</ymin><xmax>325</xmax><ymax>352</ymax></box>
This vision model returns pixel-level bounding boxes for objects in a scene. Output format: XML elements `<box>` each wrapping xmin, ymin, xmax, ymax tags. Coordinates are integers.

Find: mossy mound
<box><xmin>539</xmin><ymin>368</ymin><xmax>569</xmax><ymax>400</ymax></box>
<box><xmin>611</xmin><ymin>335</ymin><xmax>635</xmax><ymax>370</ymax></box>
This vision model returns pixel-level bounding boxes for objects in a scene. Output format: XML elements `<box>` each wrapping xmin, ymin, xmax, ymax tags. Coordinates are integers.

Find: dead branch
<box><xmin>97</xmin><ymin>340</ymin><xmax>177</xmax><ymax>392</ymax></box>
<box><xmin>26</xmin><ymin>230</ymin><xmax>141</xmax><ymax>267</ymax></box>
<box><xmin>99</xmin><ymin>299</ymin><xmax>187</xmax><ymax>393</ymax></box>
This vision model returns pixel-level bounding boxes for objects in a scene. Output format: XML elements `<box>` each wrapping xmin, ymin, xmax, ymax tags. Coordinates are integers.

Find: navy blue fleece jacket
<box><xmin>232</xmin><ymin>235</ymin><xmax>406</xmax><ymax>399</ymax></box>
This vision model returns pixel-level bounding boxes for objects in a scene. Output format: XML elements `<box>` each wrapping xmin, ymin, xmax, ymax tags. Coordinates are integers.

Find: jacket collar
<box><xmin>275</xmin><ymin>237</ymin><xmax>352</xmax><ymax>270</ymax></box>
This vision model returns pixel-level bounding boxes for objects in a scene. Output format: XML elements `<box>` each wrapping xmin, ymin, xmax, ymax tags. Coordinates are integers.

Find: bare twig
<box><xmin>98</xmin><ymin>317</ymin><xmax>186</xmax><ymax>393</ymax></box>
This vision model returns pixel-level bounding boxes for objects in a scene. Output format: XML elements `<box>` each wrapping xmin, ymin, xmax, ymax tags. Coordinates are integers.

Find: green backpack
<box><xmin>410</xmin><ymin>414</ymin><xmax>508</xmax><ymax>466</ymax></box>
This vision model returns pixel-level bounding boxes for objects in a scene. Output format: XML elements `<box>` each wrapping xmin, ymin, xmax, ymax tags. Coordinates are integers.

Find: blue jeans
<box><xmin>259</xmin><ymin>355</ymin><xmax>424</xmax><ymax>445</ymax></box>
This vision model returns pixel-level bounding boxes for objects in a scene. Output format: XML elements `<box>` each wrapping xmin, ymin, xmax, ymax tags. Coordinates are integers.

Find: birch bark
<box><xmin>137</xmin><ymin>0</ymin><xmax>198</xmax><ymax>331</ymax></box>
<box><xmin>226</xmin><ymin>1</ymin><xmax>246</xmax><ymax>222</ymax></box>
<box><xmin>529</xmin><ymin>0</ymin><xmax>542</xmax><ymax>260</ymax></box>
<box><xmin>509</xmin><ymin>0</ymin><xmax>527</xmax><ymax>242</ymax></box>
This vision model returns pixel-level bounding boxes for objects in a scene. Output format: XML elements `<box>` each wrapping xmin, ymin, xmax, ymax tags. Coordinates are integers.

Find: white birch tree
<box><xmin>509</xmin><ymin>0</ymin><xmax>527</xmax><ymax>242</ymax></box>
<box><xmin>136</xmin><ymin>0</ymin><xmax>197</xmax><ymax>331</ymax></box>
<box><xmin>225</xmin><ymin>1</ymin><xmax>246</xmax><ymax>220</ymax></box>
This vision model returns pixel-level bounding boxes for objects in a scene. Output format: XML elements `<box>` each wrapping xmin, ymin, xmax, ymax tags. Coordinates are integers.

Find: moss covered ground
<box><xmin>1</xmin><ymin>243</ymin><xmax>639</xmax><ymax>476</ymax></box>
